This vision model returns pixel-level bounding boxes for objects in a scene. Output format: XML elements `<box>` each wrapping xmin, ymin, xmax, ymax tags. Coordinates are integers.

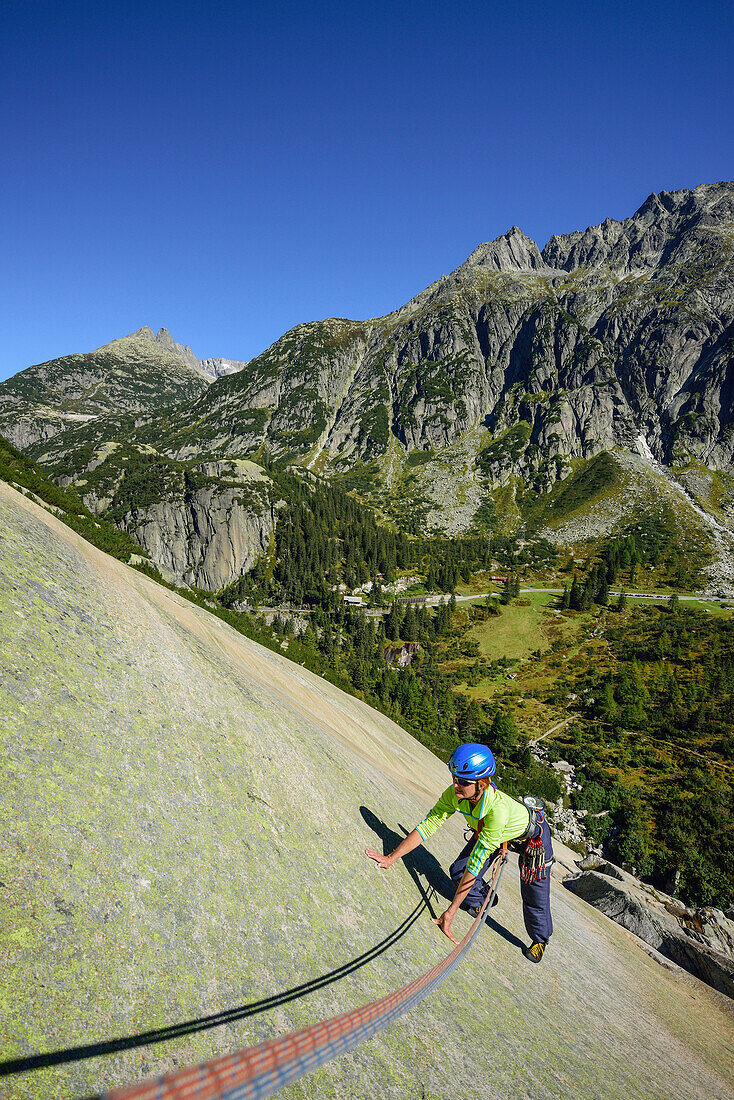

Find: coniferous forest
<box><xmin>214</xmin><ymin>467</ymin><xmax>733</xmax><ymax>910</ymax></box>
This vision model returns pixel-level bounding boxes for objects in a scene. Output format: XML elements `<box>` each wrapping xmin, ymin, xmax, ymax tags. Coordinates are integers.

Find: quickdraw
<box><xmin>519</xmin><ymin>811</ymin><xmax>548</xmax><ymax>884</ymax></box>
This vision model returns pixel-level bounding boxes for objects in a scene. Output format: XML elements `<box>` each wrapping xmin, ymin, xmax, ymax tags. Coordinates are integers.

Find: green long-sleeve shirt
<box><xmin>416</xmin><ymin>784</ymin><xmax>530</xmax><ymax>876</ymax></box>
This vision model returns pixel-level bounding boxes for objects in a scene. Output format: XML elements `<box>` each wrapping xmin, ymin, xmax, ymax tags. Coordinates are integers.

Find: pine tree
<box><xmin>385</xmin><ymin>600</ymin><xmax>404</xmax><ymax>641</ymax></box>
<box><xmin>458</xmin><ymin>699</ymin><xmax>483</xmax><ymax>742</ymax></box>
<box><xmin>580</xmin><ymin>575</ymin><xmax>594</xmax><ymax>612</ymax></box>
<box><xmin>598</xmin><ymin>681</ymin><xmax>620</xmax><ymax>725</ymax></box>
<box><xmin>490</xmin><ymin>709</ymin><xmax>518</xmax><ymax>755</ymax></box>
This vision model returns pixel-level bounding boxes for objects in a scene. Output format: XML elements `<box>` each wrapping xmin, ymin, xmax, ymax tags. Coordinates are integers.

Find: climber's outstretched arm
<box><xmin>365</xmin><ymin>828</ymin><xmax>423</xmax><ymax>869</ymax></box>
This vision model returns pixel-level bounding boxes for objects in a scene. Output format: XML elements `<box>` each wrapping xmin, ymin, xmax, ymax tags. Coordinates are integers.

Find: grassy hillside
<box><xmin>0</xmin><ymin>434</ymin><xmax>144</xmax><ymax>563</ymax></box>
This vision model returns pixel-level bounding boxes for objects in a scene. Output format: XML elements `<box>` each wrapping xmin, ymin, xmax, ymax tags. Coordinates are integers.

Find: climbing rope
<box><xmin>2</xmin><ymin>898</ymin><xmax>430</xmax><ymax>1078</ymax></box>
<box><xmin>95</xmin><ymin>850</ymin><xmax>508</xmax><ymax>1100</ymax></box>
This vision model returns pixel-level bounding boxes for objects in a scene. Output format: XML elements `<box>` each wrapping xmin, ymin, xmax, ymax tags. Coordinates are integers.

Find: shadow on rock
<box><xmin>0</xmin><ymin>879</ymin><xmax>427</xmax><ymax>1079</ymax></box>
<box><xmin>482</xmin><ymin>914</ymin><xmax>526</xmax><ymax>951</ymax></box>
<box><xmin>361</xmin><ymin>805</ymin><xmax>458</xmax><ymax>908</ymax></box>
<box><xmin>361</xmin><ymin>806</ymin><xmax>527</xmax><ymax>952</ymax></box>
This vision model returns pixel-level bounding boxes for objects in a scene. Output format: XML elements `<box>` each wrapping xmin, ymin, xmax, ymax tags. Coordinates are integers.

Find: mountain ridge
<box><xmin>4</xmin><ymin>182</ymin><xmax>734</xmax><ymax>589</ymax></box>
<box><xmin>0</xmin><ymin>326</ymin><xmax>247</xmax><ymax>451</ymax></box>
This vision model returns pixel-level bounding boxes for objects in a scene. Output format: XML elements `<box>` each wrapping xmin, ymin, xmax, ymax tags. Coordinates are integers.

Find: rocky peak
<box><xmin>151</xmin><ymin>327</ymin><xmax>202</xmax><ymax>374</ymax></box>
<box><xmin>130</xmin><ymin>328</ymin><xmax>246</xmax><ymax>383</ymax></box>
<box><xmin>542</xmin><ymin>181</ymin><xmax>734</xmax><ymax>275</ymax></box>
<box><xmin>462</xmin><ymin>226</ymin><xmax>548</xmax><ymax>273</ymax></box>
<box><xmin>542</xmin><ymin>216</ymin><xmax>626</xmax><ymax>272</ymax></box>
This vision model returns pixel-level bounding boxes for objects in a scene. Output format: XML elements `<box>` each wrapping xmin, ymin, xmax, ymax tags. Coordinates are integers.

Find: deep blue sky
<box><xmin>1</xmin><ymin>0</ymin><xmax>732</xmax><ymax>381</ymax></box>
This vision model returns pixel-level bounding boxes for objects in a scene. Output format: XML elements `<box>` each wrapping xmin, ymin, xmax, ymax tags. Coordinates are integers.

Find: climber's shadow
<box><xmin>482</xmin><ymin>914</ymin><xmax>526</xmax><ymax>951</ymax></box>
<box><xmin>360</xmin><ymin>805</ymin><xmax>455</xmax><ymax>911</ymax></box>
<box><xmin>361</xmin><ymin>806</ymin><xmax>528</xmax><ymax>951</ymax></box>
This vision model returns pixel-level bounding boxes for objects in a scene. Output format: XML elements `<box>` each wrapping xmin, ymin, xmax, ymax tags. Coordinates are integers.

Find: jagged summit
<box><xmin>462</xmin><ymin>226</ymin><xmax>549</xmax><ymax>273</ymax></box>
<box><xmin>0</xmin><ymin>327</ymin><xmax>210</xmax><ymax>451</ymax></box>
<box><xmin>100</xmin><ymin>327</ymin><xmax>201</xmax><ymax>373</ymax></box>
<box><xmin>145</xmin><ymin>326</ymin><xmax>201</xmax><ymax>374</ymax></box>
<box><xmin>129</xmin><ymin>326</ymin><xmax>246</xmax><ymax>381</ymax></box>
<box><xmin>542</xmin><ymin>180</ymin><xmax>734</xmax><ymax>274</ymax></box>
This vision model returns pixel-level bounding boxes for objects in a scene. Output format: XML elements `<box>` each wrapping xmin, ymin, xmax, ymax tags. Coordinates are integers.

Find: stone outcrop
<box><xmin>199</xmin><ymin>356</ymin><xmax>247</xmax><ymax>381</ymax></box>
<box><xmin>145</xmin><ymin>326</ymin><xmax>202</xmax><ymax>373</ymax></box>
<box><xmin>565</xmin><ymin>862</ymin><xmax>734</xmax><ymax>998</ymax></box>
<box><xmin>144</xmin><ymin>329</ymin><xmax>246</xmax><ymax>381</ymax></box>
<box><xmin>121</xmin><ymin>481</ymin><xmax>273</xmax><ymax>590</ymax></box>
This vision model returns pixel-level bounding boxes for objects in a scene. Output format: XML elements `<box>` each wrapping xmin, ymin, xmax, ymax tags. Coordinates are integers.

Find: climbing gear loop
<box><xmin>518</xmin><ymin>810</ymin><xmax>548</xmax><ymax>884</ymax></box>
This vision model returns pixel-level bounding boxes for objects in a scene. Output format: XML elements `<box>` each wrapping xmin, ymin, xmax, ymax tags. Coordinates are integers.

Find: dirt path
<box><xmin>528</xmin><ymin>714</ymin><xmax>578</xmax><ymax>746</ymax></box>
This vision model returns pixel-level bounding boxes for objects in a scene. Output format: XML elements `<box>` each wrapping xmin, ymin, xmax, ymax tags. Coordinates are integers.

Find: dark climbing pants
<box><xmin>449</xmin><ymin>817</ymin><xmax>554</xmax><ymax>944</ymax></box>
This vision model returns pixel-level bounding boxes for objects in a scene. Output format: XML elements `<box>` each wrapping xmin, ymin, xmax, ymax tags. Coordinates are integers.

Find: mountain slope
<box><xmin>2</xmin><ymin>479</ymin><xmax>733</xmax><ymax>1100</ymax></box>
<box><xmin>5</xmin><ymin>183</ymin><xmax>734</xmax><ymax>588</ymax></box>
<box><xmin>129</xmin><ymin>183</ymin><xmax>733</xmax><ymax>474</ymax></box>
<box><xmin>45</xmin><ymin>181</ymin><xmax>726</xmax><ymax>545</ymax></box>
<box><xmin>0</xmin><ymin>328</ymin><xmax>210</xmax><ymax>451</ymax></box>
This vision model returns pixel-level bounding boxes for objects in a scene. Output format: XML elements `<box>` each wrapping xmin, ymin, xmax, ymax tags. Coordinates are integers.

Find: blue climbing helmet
<box><xmin>448</xmin><ymin>743</ymin><xmax>496</xmax><ymax>781</ymax></box>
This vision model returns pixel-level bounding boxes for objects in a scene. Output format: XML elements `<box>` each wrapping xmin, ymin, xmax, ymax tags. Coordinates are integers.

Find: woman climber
<box><xmin>365</xmin><ymin>743</ymin><xmax>553</xmax><ymax>963</ymax></box>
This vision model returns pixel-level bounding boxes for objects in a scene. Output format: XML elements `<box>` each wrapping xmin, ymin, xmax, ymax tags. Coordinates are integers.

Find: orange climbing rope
<box><xmin>95</xmin><ymin>848</ymin><xmax>508</xmax><ymax>1100</ymax></box>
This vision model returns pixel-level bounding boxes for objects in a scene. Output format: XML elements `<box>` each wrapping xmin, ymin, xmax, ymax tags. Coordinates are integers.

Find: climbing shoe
<box><xmin>466</xmin><ymin>895</ymin><xmax>499</xmax><ymax>918</ymax></box>
<box><xmin>523</xmin><ymin>941</ymin><xmax>546</xmax><ymax>964</ymax></box>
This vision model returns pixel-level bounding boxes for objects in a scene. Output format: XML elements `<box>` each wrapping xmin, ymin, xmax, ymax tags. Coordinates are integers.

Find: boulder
<box><xmin>565</xmin><ymin>869</ymin><xmax>734</xmax><ymax>999</ymax></box>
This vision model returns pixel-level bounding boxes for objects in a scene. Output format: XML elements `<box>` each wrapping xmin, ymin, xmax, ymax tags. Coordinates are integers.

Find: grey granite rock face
<box><xmin>121</xmin><ymin>482</ymin><xmax>273</xmax><ymax>590</ymax></box>
<box><xmin>565</xmin><ymin>867</ymin><xmax>734</xmax><ymax>999</ymax></box>
<box><xmin>147</xmin><ymin>329</ymin><xmax>246</xmax><ymax>381</ymax></box>
<box><xmin>2</xmin><ymin>479</ymin><xmax>734</xmax><ymax>1100</ymax></box>
<box><xmin>148</xmin><ymin>327</ymin><xmax>202</xmax><ymax>374</ymax></box>
<box><xmin>3</xmin><ymin>183</ymin><xmax>734</xmax><ymax>565</ymax></box>
<box><xmin>199</xmin><ymin>357</ymin><xmax>247</xmax><ymax>381</ymax></box>
<box><xmin>459</xmin><ymin>226</ymin><xmax>558</xmax><ymax>273</ymax></box>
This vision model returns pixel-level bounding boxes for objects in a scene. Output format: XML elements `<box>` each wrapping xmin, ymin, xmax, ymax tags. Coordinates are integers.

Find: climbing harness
<box><xmin>464</xmin><ymin>813</ymin><xmax>485</xmax><ymax>844</ymax></box>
